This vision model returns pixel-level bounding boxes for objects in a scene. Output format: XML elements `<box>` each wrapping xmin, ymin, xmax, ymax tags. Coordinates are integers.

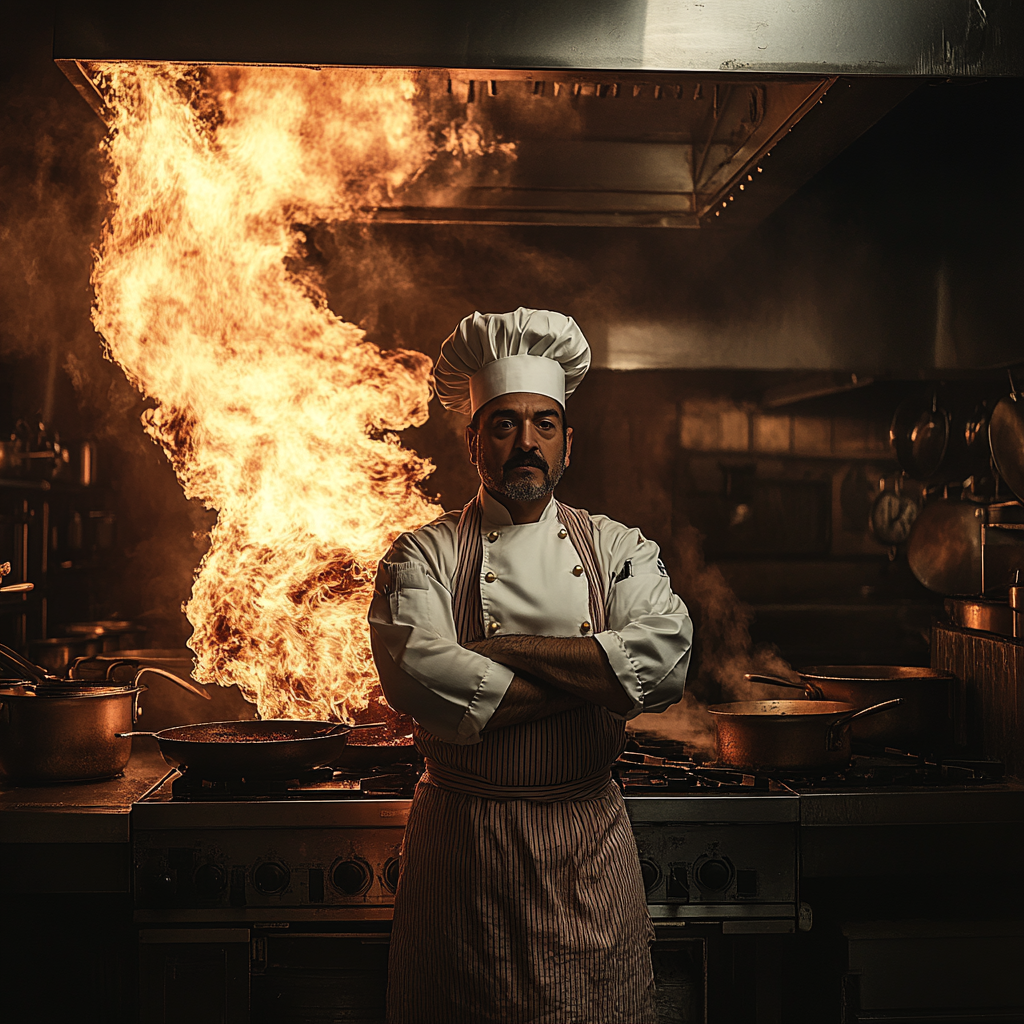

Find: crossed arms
<box><xmin>465</xmin><ymin>635</ymin><xmax>634</xmax><ymax>732</ymax></box>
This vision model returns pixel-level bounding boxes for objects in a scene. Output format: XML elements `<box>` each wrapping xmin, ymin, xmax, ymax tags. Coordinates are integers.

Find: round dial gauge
<box><xmin>870</xmin><ymin>492</ymin><xmax>919</xmax><ymax>545</ymax></box>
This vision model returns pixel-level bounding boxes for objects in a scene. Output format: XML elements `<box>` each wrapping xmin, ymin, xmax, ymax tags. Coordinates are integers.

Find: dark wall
<box><xmin>1</xmin><ymin>5</ymin><xmax>1019</xmax><ymax>663</ymax></box>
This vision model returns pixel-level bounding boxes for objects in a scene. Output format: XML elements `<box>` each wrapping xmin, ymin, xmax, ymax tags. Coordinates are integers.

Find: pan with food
<box><xmin>119</xmin><ymin>719</ymin><xmax>383</xmax><ymax>779</ymax></box>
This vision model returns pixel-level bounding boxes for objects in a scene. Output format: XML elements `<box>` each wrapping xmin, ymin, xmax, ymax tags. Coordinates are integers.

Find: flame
<box><xmin>90</xmin><ymin>64</ymin><xmax>445</xmax><ymax>721</ymax></box>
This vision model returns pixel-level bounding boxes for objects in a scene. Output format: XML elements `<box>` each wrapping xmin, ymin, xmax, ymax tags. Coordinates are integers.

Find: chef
<box><xmin>368</xmin><ymin>307</ymin><xmax>693</xmax><ymax>1024</ymax></box>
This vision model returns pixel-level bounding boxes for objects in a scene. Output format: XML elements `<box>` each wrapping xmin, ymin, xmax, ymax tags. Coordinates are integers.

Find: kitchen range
<box><xmin>2</xmin><ymin>2</ymin><xmax>1023</xmax><ymax>1023</ymax></box>
<box><xmin>2</xmin><ymin>734</ymin><xmax>1011</xmax><ymax>1023</ymax></box>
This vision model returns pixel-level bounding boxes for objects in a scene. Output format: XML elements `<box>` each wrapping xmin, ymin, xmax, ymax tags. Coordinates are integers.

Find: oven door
<box><xmin>138</xmin><ymin>924</ymin><xmax>392</xmax><ymax>1024</ymax></box>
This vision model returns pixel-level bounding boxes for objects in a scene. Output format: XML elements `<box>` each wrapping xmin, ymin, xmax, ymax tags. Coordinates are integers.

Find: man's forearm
<box><xmin>484</xmin><ymin>674</ymin><xmax>584</xmax><ymax>732</ymax></box>
<box><xmin>469</xmin><ymin>636</ymin><xmax>634</xmax><ymax>715</ymax></box>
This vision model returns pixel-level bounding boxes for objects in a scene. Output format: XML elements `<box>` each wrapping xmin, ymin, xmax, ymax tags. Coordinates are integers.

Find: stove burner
<box><xmin>169</xmin><ymin>763</ymin><xmax>421</xmax><ymax>800</ymax></box>
<box><xmin>618</xmin><ymin>741</ymin><xmax>1006</xmax><ymax>793</ymax></box>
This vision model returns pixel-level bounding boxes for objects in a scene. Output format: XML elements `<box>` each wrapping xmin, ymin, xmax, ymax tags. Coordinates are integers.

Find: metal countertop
<box><xmin>0</xmin><ymin>743</ymin><xmax>173</xmax><ymax>843</ymax></box>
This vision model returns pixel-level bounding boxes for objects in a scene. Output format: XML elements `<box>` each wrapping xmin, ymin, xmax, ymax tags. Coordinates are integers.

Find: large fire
<box><xmin>90</xmin><ymin>64</ymin><xmax>450</xmax><ymax>722</ymax></box>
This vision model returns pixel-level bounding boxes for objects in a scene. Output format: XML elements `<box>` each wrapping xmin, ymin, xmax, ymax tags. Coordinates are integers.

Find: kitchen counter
<box><xmin>799</xmin><ymin>782</ymin><xmax>1024</xmax><ymax>879</ymax></box>
<box><xmin>0</xmin><ymin>743</ymin><xmax>173</xmax><ymax>892</ymax></box>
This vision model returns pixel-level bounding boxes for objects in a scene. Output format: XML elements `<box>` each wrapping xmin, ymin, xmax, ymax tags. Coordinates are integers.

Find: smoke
<box><xmin>629</xmin><ymin>524</ymin><xmax>796</xmax><ymax>757</ymax></box>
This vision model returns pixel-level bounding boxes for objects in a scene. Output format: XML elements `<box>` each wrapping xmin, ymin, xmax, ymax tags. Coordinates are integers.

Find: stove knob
<box><xmin>382</xmin><ymin>857</ymin><xmax>401</xmax><ymax>893</ymax></box>
<box><xmin>193</xmin><ymin>863</ymin><xmax>226</xmax><ymax>899</ymax></box>
<box><xmin>695</xmin><ymin>858</ymin><xmax>732</xmax><ymax>892</ymax></box>
<box><xmin>331</xmin><ymin>859</ymin><xmax>371</xmax><ymax>896</ymax></box>
<box><xmin>151</xmin><ymin>871</ymin><xmax>177</xmax><ymax>899</ymax></box>
<box><xmin>253</xmin><ymin>861</ymin><xmax>289</xmax><ymax>895</ymax></box>
<box><xmin>639</xmin><ymin>860</ymin><xmax>661</xmax><ymax>894</ymax></box>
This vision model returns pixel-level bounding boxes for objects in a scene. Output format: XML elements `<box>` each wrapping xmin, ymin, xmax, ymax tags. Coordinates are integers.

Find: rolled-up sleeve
<box><xmin>368</xmin><ymin>532</ymin><xmax>514</xmax><ymax>745</ymax></box>
<box><xmin>593</xmin><ymin>533</ymin><xmax>692</xmax><ymax>719</ymax></box>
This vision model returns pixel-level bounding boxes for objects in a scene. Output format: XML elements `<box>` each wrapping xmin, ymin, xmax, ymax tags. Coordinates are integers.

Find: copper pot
<box><xmin>707</xmin><ymin>698</ymin><xmax>901</xmax><ymax>772</ymax></box>
<box><xmin>745</xmin><ymin>666</ymin><xmax>955</xmax><ymax>751</ymax></box>
<box><xmin>0</xmin><ymin>684</ymin><xmax>144</xmax><ymax>783</ymax></box>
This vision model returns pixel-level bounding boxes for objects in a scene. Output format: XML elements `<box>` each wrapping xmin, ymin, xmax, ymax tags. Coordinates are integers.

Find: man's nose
<box><xmin>514</xmin><ymin>421</ymin><xmax>541</xmax><ymax>451</ymax></box>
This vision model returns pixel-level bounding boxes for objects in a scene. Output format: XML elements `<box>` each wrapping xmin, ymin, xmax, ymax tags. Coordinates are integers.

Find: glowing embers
<box><xmin>90</xmin><ymin>64</ymin><xmax>442</xmax><ymax>722</ymax></box>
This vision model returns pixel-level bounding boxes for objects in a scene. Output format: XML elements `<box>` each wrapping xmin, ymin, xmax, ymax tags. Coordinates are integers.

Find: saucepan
<box><xmin>118</xmin><ymin>719</ymin><xmax>385</xmax><ymax>779</ymax></box>
<box><xmin>744</xmin><ymin>666</ymin><xmax>955</xmax><ymax>751</ymax></box>
<box><xmin>707</xmin><ymin>699</ymin><xmax>901</xmax><ymax>772</ymax></box>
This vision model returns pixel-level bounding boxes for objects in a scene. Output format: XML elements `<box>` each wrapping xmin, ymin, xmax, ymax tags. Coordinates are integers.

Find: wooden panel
<box><xmin>932</xmin><ymin>621</ymin><xmax>1024</xmax><ymax>779</ymax></box>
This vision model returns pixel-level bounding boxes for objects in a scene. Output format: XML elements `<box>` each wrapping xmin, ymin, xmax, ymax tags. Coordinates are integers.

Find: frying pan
<box><xmin>989</xmin><ymin>388</ymin><xmax>1024</xmax><ymax>504</ymax></box>
<box><xmin>331</xmin><ymin>726</ymin><xmax>416</xmax><ymax>769</ymax></box>
<box><xmin>119</xmin><ymin>719</ymin><xmax>383</xmax><ymax>779</ymax></box>
<box><xmin>890</xmin><ymin>393</ymin><xmax>950</xmax><ymax>481</ymax></box>
<box><xmin>905</xmin><ymin>500</ymin><xmax>982</xmax><ymax>595</ymax></box>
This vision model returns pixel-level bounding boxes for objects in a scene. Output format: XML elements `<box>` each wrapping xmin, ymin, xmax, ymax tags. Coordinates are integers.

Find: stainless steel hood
<box><xmin>54</xmin><ymin>1</ymin><xmax>1022</xmax><ymax>229</ymax></box>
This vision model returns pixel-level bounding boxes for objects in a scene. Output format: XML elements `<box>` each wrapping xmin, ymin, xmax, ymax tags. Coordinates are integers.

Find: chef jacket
<box><xmin>369</xmin><ymin>487</ymin><xmax>692</xmax><ymax>744</ymax></box>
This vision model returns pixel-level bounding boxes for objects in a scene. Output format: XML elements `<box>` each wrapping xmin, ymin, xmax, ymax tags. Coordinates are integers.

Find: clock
<box><xmin>870</xmin><ymin>491</ymin><xmax>919</xmax><ymax>545</ymax></box>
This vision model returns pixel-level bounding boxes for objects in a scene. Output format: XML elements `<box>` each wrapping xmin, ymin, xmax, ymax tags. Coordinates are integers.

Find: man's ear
<box><xmin>465</xmin><ymin>424</ymin><xmax>478</xmax><ymax>465</ymax></box>
<box><xmin>564</xmin><ymin>426</ymin><xmax>573</xmax><ymax>469</ymax></box>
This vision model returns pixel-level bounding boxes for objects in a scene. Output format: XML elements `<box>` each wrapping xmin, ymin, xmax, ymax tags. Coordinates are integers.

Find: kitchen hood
<box><xmin>54</xmin><ymin>1</ymin><xmax>1021</xmax><ymax>229</ymax></box>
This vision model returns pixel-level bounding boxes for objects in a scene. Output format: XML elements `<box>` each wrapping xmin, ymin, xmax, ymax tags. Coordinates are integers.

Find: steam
<box><xmin>631</xmin><ymin>524</ymin><xmax>795</xmax><ymax>757</ymax></box>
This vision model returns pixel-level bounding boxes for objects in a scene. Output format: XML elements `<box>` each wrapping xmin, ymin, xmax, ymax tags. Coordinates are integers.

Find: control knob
<box><xmin>253</xmin><ymin>861</ymin><xmax>290</xmax><ymax>895</ymax></box>
<box><xmin>382</xmin><ymin>857</ymin><xmax>401</xmax><ymax>893</ymax></box>
<box><xmin>639</xmin><ymin>860</ymin><xmax>661</xmax><ymax>894</ymax></box>
<box><xmin>193</xmin><ymin>863</ymin><xmax>227</xmax><ymax>899</ymax></box>
<box><xmin>695</xmin><ymin>858</ymin><xmax>732</xmax><ymax>892</ymax></box>
<box><xmin>332</xmin><ymin>859</ymin><xmax>371</xmax><ymax>896</ymax></box>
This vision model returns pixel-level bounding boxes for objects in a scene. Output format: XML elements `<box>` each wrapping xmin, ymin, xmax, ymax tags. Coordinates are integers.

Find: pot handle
<box><xmin>826</xmin><ymin>698</ymin><xmax>903</xmax><ymax>750</ymax></box>
<box><xmin>0</xmin><ymin>641</ymin><xmax>46</xmax><ymax>685</ymax></box>
<box><xmin>744</xmin><ymin>672</ymin><xmax>824</xmax><ymax>699</ymax></box>
<box><xmin>132</xmin><ymin>665</ymin><xmax>211</xmax><ymax>701</ymax></box>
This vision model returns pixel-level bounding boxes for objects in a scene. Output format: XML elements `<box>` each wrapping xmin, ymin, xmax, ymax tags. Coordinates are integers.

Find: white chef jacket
<box><xmin>368</xmin><ymin>487</ymin><xmax>692</xmax><ymax>745</ymax></box>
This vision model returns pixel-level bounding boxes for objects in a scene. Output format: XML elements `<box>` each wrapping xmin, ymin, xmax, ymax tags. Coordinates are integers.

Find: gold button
<box><xmin>487</xmin><ymin>531</ymin><xmax>500</xmax><ymax>542</ymax></box>
<box><xmin>488</xmin><ymin>621</ymin><xmax>501</xmax><ymax>635</ymax></box>
<box><xmin>484</xmin><ymin>571</ymin><xmax>496</xmax><ymax>583</ymax></box>
<box><xmin>557</xmin><ymin>528</ymin><xmax>568</xmax><ymax>539</ymax></box>
<box><xmin>580</xmin><ymin>622</ymin><xmax>592</xmax><ymax>634</ymax></box>
<box><xmin>572</xmin><ymin>565</ymin><xmax>584</xmax><ymax>577</ymax></box>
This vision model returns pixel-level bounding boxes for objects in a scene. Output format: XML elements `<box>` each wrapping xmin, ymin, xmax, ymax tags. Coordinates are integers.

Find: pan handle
<box><xmin>115</xmin><ymin>731</ymin><xmax>158</xmax><ymax>738</ymax></box>
<box><xmin>744</xmin><ymin>673</ymin><xmax>824</xmax><ymax>699</ymax></box>
<box><xmin>826</xmin><ymin>698</ymin><xmax>902</xmax><ymax>750</ymax></box>
<box><xmin>132</xmin><ymin>665</ymin><xmax>212</xmax><ymax>701</ymax></box>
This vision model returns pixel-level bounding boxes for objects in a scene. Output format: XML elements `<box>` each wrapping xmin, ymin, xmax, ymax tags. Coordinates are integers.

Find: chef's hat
<box><xmin>434</xmin><ymin>307</ymin><xmax>591</xmax><ymax>417</ymax></box>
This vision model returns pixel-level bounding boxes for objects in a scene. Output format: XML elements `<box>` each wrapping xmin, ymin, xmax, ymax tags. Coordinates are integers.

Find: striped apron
<box><xmin>386</xmin><ymin>496</ymin><xmax>657</xmax><ymax>1024</ymax></box>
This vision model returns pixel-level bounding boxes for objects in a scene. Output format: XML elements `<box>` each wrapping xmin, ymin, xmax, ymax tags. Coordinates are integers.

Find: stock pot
<box><xmin>0</xmin><ymin>684</ymin><xmax>144</xmax><ymax>783</ymax></box>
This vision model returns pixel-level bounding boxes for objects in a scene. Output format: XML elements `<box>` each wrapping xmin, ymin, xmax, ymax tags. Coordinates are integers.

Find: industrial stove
<box><xmin>129</xmin><ymin>744</ymin><xmax>1023</xmax><ymax>1023</ymax></box>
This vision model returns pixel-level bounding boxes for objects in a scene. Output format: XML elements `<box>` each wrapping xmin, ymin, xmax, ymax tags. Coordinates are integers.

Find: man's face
<box><xmin>468</xmin><ymin>392</ymin><xmax>573</xmax><ymax>502</ymax></box>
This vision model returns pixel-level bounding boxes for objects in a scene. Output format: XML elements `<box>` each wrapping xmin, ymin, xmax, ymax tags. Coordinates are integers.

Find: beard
<box><xmin>477</xmin><ymin>439</ymin><xmax>567</xmax><ymax>502</ymax></box>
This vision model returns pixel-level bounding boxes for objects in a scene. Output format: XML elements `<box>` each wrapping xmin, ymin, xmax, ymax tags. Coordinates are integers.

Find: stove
<box><xmin>134</xmin><ymin>764</ymin><xmax>420</xmax><ymax>924</ymax></box>
<box><xmin>131</xmin><ymin>747</ymin><xmax>1016</xmax><ymax>928</ymax></box>
<box><xmin>129</xmin><ymin>747</ymin><xmax>1023</xmax><ymax>1024</ymax></box>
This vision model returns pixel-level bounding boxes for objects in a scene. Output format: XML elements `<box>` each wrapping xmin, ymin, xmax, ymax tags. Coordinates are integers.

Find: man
<box><xmin>368</xmin><ymin>307</ymin><xmax>692</xmax><ymax>1024</ymax></box>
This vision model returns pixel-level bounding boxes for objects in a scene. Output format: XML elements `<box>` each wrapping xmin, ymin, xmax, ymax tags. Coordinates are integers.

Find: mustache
<box><xmin>503</xmin><ymin>451</ymin><xmax>549</xmax><ymax>473</ymax></box>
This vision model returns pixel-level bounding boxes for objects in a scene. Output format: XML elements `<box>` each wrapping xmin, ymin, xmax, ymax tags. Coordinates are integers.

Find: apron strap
<box><xmin>453</xmin><ymin>498</ymin><xmax>485</xmax><ymax>644</ymax></box>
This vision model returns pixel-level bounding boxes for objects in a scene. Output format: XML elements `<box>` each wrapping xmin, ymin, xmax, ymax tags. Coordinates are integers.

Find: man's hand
<box><xmin>466</xmin><ymin>635</ymin><xmax>634</xmax><ymax>716</ymax></box>
<box><xmin>483</xmin><ymin>675</ymin><xmax>584</xmax><ymax>733</ymax></box>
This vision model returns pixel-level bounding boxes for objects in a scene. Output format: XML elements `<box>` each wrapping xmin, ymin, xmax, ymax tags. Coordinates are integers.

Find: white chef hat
<box><xmin>434</xmin><ymin>307</ymin><xmax>591</xmax><ymax>417</ymax></box>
